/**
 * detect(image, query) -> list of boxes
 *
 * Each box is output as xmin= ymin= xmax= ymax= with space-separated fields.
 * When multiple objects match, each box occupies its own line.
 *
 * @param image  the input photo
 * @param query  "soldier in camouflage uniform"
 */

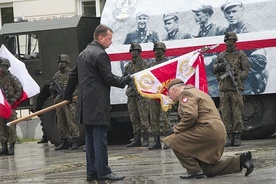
xmin=0 ymin=57 xmax=23 ymax=156
xmin=49 ymin=54 xmax=79 ymax=150
xmin=220 ymin=0 xmax=268 ymax=94
xmin=148 ymin=42 xmax=172 ymax=150
xmin=212 ymin=32 xmax=250 ymax=147
xmin=124 ymin=43 xmax=150 ymax=147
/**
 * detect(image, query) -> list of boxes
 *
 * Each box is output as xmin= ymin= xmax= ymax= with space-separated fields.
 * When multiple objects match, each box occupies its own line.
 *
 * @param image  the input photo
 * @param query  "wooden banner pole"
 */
xmin=6 ymin=96 xmax=77 ymax=126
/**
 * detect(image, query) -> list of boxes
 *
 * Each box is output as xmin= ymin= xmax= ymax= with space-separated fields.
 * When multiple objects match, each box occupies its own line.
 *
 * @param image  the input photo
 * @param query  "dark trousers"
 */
xmin=85 ymin=125 xmax=111 ymax=177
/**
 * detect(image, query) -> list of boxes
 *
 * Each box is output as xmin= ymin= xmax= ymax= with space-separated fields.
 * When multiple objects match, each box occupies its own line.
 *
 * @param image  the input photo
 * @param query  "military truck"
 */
xmin=0 ymin=16 xmax=95 ymax=146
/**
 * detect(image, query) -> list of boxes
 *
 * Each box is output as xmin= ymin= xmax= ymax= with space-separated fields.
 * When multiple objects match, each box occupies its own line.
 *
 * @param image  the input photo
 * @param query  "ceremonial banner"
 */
xmin=133 ymin=50 xmax=208 ymax=111
xmin=0 ymin=44 xmax=40 ymax=111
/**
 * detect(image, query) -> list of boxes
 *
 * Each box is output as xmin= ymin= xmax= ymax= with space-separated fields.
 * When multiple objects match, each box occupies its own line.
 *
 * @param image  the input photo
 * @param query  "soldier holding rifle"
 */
xmin=212 ymin=32 xmax=250 ymax=147
xmin=49 ymin=54 xmax=79 ymax=150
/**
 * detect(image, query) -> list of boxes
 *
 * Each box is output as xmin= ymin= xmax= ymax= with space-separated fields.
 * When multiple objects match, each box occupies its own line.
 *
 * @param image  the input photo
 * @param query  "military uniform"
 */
xmin=212 ymin=32 xmax=250 ymax=146
xmin=149 ymin=59 xmax=171 ymax=136
xmin=223 ymin=21 xmax=268 ymax=94
xmin=196 ymin=23 xmax=223 ymax=38
xmin=124 ymin=29 xmax=159 ymax=44
xmin=148 ymin=42 xmax=172 ymax=150
xmin=163 ymin=79 xmax=254 ymax=179
xmin=49 ymin=54 xmax=79 ymax=150
xmin=124 ymin=43 xmax=150 ymax=147
xmin=0 ymin=58 xmax=23 ymax=156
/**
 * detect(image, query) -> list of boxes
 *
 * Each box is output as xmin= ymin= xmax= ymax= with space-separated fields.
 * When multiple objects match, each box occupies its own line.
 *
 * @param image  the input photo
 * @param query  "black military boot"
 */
xmin=148 ymin=134 xmax=161 ymax=150
xmin=37 ymin=135 xmax=48 ymax=144
xmin=71 ymin=138 xmax=79 ymax=150
xmin=162 ymin=143 xmax=170 ymax=149
xmin=142 ymin=132 xmax=149 ymax=147
xmin=0 ymin=142 xmax=8 ymax=156
xmin=233 ymin=132 xmax=241 ymax=146
xmin=127 ymin=132 xmax=141 ymax=147
xmin=8 ymin=143 xmax=15 ymax=155
xmin=240 ymin=151 xmax=254 ymax=176
xmin=225 ymin=133 xmax=234 ymax=147
xmin=55 ymin=138 xmax=69 ymax=150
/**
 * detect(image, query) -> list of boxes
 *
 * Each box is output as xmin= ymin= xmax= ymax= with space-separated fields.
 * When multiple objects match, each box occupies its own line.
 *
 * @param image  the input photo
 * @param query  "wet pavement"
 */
xmin=1 ymin=134 xmax=276 ymax=184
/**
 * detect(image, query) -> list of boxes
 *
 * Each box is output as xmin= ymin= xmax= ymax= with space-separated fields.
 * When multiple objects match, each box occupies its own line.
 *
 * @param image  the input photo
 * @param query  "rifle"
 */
xmin=50 ymin=79 xmax=64 ymax=102
xmin=219 ymin=58 xmax=239 ymax=91
xmin=50 ymin=79 xmax=75 ymax=110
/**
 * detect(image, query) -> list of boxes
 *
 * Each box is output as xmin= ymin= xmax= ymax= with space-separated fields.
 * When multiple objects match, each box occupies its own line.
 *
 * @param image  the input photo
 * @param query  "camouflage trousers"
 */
xmin=220 ymin=91 xmax=243 ymax=133
xmin=127 ymin=95 xmax=150 ymax=134
xmin=56 ymin=103 xmax=79 ymax=138
xmin=0 ymin=109 xmax=17 ymax=143
xmin=149 ymin=99 xmax=171 ymax=135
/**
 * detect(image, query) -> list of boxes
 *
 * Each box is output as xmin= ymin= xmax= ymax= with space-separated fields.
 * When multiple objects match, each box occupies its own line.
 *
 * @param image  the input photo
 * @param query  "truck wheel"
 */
xmin=40 ymin=97 xmax=85 ymax=146
xmin=242 ymin=94 xmax=276 ymax=139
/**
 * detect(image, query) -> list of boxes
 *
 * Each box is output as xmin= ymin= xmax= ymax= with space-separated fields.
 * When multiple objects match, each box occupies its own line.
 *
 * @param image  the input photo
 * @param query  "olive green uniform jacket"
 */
xmin=163 ymin=84 xmax=226 ymax=164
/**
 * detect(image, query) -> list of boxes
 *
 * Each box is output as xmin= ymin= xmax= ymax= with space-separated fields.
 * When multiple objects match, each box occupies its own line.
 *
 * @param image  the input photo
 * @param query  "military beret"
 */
xmin=163 ymin=12 xmax=179 ymax=21
xmin=221 ymin=0 xmax=243 ymax=12
xmin=167 ymin=78 xmax=184 ymax=90
xmin=192 ymin=4 xmax=213 ymax=16
xmin=136 ymin=11 xmax=149 ymax=18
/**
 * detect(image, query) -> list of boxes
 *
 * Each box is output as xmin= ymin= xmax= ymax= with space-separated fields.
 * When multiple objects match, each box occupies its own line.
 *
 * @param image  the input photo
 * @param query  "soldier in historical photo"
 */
xmin=124 ymin=11 xmax=159 ymax=44
xmin=162 ymin=12 xmax=191 ymax=41
xmin=212 ymin=32 xmax=250 ymax=147
xmin=0 ymin=57 xmax=23 ymax=156
xmin=121 ymin=11 xmax=160 ymax=73
xmin=123 ymin=43 xmax=150 ymax=148
xmin=49 ymin=54 xmax=79 ymax=150
xmin=192 ymin=4 xmax=223 ymax=38
xmin=192 ymin=4 xmax=224 ymax=97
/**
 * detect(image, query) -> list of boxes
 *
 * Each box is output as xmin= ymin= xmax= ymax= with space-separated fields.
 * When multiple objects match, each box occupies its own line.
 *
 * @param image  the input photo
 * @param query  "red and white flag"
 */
xmin=133 ymin=50 xmax=208 ymax=111
xmin=0 ymin=90 xmax=12 ymax=118
xmin=0 ymin=44 xmax=40 ymax=117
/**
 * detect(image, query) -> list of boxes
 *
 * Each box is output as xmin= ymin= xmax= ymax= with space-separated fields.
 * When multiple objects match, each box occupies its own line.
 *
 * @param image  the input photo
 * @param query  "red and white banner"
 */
xmin=0 ymin=90 xmax=12 ymax=118
xmin=133 ymin=50 xmax=207 ymax=111
xmin=0 ymin=44 xmax=40 ymax=117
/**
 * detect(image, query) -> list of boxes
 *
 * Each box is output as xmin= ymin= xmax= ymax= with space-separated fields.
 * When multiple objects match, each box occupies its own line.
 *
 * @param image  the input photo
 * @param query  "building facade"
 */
xmin=0 ymin=0 xmax=105 ymax=27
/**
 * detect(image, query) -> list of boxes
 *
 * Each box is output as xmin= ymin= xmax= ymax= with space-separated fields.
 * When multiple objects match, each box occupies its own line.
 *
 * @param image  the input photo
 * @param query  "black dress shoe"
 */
xmin=98 ymin=172 xmax=125 ymax=181
xmin=240 ymin=151 xmax=254 ymax=176
xmin=180 ymin=171 xmax=204 ymax=179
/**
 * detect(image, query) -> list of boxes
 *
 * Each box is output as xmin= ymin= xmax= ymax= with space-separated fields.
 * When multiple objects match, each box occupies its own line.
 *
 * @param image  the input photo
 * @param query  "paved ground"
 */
xmin=1 ymin=134 xmax=276 ymax=184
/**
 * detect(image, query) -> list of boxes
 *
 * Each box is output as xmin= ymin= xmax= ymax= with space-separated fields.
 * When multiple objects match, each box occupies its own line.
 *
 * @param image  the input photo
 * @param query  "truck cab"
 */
xmin=0 ymin=16 xmax=101 ymax=145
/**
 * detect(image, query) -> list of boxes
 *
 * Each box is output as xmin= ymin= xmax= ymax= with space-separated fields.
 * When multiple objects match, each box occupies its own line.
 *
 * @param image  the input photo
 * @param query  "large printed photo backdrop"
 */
xmin=102 ymin=0 xmax=276 ymax=103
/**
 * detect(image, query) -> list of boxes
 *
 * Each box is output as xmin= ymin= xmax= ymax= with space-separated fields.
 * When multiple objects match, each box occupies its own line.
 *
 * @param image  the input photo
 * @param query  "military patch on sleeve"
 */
xmin=182 ymin=97 xmax=188 ymax=103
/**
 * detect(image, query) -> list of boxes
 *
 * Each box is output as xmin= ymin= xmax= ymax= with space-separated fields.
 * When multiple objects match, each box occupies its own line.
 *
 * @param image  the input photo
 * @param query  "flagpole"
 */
xmin=6 ymin=96 xmax=77 ymax=126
